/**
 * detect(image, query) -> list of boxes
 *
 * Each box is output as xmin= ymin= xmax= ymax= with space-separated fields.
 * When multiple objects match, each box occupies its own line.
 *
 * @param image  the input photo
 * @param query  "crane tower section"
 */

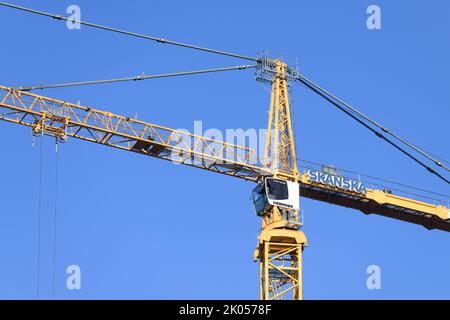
xmin=253 ymin=59 xmax=307 ymax=300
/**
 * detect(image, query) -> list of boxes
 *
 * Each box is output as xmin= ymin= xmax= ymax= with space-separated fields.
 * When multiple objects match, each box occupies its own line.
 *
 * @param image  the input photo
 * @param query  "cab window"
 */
xmin=266 ymin=178 xmax=289 ymax=200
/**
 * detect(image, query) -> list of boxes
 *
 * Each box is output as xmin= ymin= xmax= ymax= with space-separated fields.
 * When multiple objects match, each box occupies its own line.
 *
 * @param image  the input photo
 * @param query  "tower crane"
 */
xmin=0 ymin=2 xmax=449 ymax=300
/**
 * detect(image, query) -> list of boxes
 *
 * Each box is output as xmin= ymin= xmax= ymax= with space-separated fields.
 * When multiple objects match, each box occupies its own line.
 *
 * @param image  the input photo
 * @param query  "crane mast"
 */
xmin=253 ymin=60 xmax=307 ymax=300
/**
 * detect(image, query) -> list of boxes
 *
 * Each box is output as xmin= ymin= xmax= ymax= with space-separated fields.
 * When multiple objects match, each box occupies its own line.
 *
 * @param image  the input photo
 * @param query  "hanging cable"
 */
xmin=36 ymin=135 xmax=43 ymax=300
xmin=296 ymin=77 xmax=450 ymax=185
xmin=297 ymin=74 xmax=450 ymax=173
xmin=405 ymin=144 xmax=450 ymax=167
xmin=0 ymin=2 xmax=258 ymax=62
xmin=16 ymin=65 xmax=258 ymax=91
xmin=51 ymin=138 xmax=59 ymax=299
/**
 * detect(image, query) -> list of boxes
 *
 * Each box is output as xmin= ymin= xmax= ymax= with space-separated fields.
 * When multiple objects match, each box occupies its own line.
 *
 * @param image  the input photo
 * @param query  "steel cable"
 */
xmin=296 ymin=77 xmax=450 ymax=185
xmin=16 ymin=65 xmax=258 ymax=91
xmin=297 ymin=74 xmax=450 ymax=173
xmin=0 ymin=2 xmax=258 ymax=62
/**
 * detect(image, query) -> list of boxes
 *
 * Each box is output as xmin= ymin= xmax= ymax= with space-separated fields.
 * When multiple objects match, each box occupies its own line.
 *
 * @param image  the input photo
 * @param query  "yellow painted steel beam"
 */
xmin=258 ymin=60 xmax=305 ymax=300
xmin=0 ymin=84 xmax=448 ymax=231
xmin=256 ymin=237 xmax=304 ymax=300
xmin=299 ymin=174 xmax=450 ymax=231
xmin=0 ymin=85 xmax=266 ymax=181
xmin=0 ymin=83 xmax=448 ymax=222
xmin=263 ymin=61 xmax=298 ymax=178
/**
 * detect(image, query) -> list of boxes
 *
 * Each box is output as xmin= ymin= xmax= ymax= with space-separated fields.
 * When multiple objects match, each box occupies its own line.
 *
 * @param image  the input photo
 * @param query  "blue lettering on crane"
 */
xmin=306 ymin=170 xmax=367 ymax=194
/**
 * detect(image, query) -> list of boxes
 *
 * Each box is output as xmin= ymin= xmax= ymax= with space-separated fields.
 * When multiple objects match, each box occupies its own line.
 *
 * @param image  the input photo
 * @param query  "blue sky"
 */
xmin=0 ymin=0 xmax=449 ymax=299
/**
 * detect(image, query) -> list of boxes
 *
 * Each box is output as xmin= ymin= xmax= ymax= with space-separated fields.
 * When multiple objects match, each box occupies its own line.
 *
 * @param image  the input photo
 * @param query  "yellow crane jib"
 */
xmin=0 ymin=85 xmax=266 ymax=180
xmin=299 ymin=171 xmax=450 ymax=231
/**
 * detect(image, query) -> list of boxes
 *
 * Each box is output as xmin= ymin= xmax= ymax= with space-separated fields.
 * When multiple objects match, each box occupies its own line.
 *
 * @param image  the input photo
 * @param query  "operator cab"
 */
xmin=252 ymin=177 xmax=300 ymax=217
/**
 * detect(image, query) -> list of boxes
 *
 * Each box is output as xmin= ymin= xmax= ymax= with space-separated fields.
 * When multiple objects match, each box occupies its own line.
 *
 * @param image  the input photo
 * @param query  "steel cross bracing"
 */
xmin=0 ymin=85 xmax=264 ymax=180
xmin=0 ymin=82 xmax=448 ymax=231
xmin=255 ymin=60 xmax=306 ymax=300
xmin=262 ymin=61 xmax=298 ymax=177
